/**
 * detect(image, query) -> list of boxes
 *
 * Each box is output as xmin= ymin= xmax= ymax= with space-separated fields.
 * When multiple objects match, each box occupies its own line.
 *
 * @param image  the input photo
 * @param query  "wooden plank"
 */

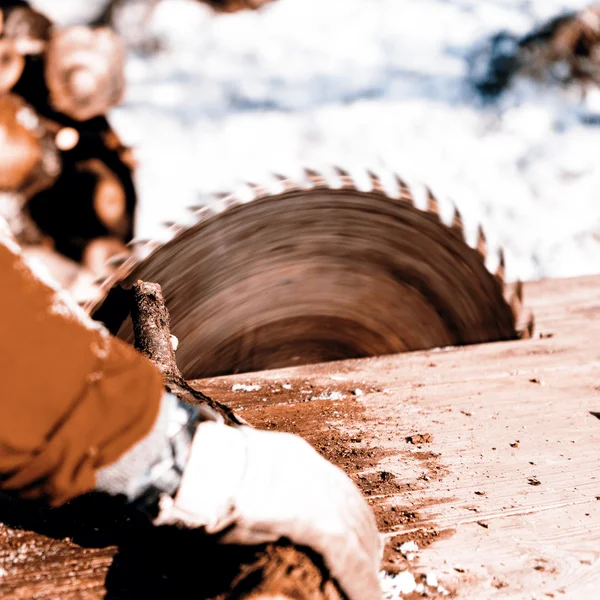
xmin=1 ymin=275 xmax=600 ymax=598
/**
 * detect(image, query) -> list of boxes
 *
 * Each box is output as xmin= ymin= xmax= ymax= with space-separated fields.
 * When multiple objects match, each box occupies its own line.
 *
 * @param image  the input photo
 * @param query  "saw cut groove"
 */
xmin=89 ymin=171 xmax=527 ymax=380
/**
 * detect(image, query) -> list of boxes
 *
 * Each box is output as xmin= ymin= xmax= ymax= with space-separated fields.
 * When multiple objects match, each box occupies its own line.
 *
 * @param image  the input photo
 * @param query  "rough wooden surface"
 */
xmin=199 ymin=275 xmax=600 ymax=598
xmin=1 ymin=275 xmax=600 ymax=598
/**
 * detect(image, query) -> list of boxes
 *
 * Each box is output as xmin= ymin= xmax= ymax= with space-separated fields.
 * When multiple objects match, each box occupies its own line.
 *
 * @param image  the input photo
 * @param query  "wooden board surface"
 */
xmin=2 ymin=275 xmax=600 ymax=598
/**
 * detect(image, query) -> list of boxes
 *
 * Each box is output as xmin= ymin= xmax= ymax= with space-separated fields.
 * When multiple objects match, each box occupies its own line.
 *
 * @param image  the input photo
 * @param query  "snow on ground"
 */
xmin=37 ymin=0 xmax=600 ymax=281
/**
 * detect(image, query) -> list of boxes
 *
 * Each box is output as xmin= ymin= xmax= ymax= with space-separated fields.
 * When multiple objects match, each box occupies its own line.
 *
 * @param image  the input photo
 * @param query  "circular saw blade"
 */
xmin=88 ymin=169 xmax=520 ymax=379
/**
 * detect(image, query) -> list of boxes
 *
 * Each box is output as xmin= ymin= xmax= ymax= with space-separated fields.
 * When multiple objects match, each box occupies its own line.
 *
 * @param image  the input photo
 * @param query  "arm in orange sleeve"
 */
xmin=0 ymin=225 xmax=163 ymax=506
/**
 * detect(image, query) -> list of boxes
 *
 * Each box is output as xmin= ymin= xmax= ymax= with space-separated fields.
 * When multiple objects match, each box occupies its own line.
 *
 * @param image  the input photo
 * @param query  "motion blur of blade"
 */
xmin=88 ymin=170 xmax=527 ymax=380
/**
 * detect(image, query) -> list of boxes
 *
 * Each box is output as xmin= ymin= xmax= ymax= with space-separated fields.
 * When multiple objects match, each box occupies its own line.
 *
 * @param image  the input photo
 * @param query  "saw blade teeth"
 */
xmin=127 ymin=237 xmax=150 ymax=249
xmin=194 ymin=205 xmax=217 ymax=222
xmin=213 ymin=191 xmax=232 ymax=201
xmin=508 ymin=281 xmax=523 ymax=320
xmin=508 ymin=280 xmax=534 ymax=338
xmin=304 ymin=168 xmax=321 ymax=178
xmin=332 ymin=165 xmax=354 ymax=189
xmin=304 ymin=167 xmax=325 ymax=185
xmin=333 ymin=165 xmax=355 ymax=190
xmin=92 ymin=274 xmax=109 ymax=288
xmin=155 ymin=222 xmax=186 ymax=244
xmin=131 ymin=242 xmax=155 ymax=262
xmin=520 ymin=312 xmax=535 ymax=340
xmin=185 ymin=192 xmax=215 ymax=212
xmin=483 ymin=242 xmax=502 ymax=277
xmin=322 ymin=166 xmax=345 ymax=189
xmin=307 ymin=166 xmax=343 ymax=189
xmin=344 ymin=170 xmax=361 ymax=190
xmin=161 ymin=220 xmax=188 ymax=235
xmin=105 ymin=253 xmax=131 ymax=268
xmin=477 ymin=224 xmax=487 ymax=259
xmin=299 ymin=168 xmax=318 ymax=189
xmin=242 ymin=181 xmax=266 ymax=200
xmin=496 ymin=247 xmax=506 ymax=282
xmin=211 ymin=191 xmax=237 ymax=205
xmin=266 ymin=178 xmax=286 ymax=196
xmin=407 ymin=180 xmax=429 ymax=211
xmin=204 ymin=195 xmax=230 ymax=215
xmin=234 ymin=182 xmax=258 ymax=204
xmin=265 ymin=173 xmax=288 ymax=195
xmin=376 ymin=169 xmax=401 ymax=198
xmin=514 ymin=280 xmax=524 ymax=304
xmin=367 ymin=170 xmax=382 ymax=193
xmin=246 ymin=181 xmax=264 ymax=194
xmin=394 ymin=174 xmax=411 ymax=201
xmin=334 ymin=166 xmax=351 ymax=178
xmin=346 ymin=168 xmax=374 ymax=192
xmin=127 ymin=237 xmax=159 ymax=258
xmin=425 ymin=186 xmax=440 ymax=218
xmin=451 ymin=206 xmax=465 ymax=238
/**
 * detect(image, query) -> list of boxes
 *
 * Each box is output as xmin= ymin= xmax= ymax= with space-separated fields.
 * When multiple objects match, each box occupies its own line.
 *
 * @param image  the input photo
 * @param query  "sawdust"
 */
xmin=204 ymin=374 xmax=452 ymax=579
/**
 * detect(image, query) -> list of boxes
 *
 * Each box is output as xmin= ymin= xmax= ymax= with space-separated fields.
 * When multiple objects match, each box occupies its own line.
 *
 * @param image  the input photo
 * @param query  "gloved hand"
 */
xmin=153 ymin=421 xmax=383 ymax=600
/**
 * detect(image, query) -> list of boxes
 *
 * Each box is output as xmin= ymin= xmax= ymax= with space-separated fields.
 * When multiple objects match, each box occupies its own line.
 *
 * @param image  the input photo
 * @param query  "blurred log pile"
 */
xmin=471 ymin=4 xmax=600 ymax=96
xmin=0 ymin=0 xmax=135 ymax=303
xmin=520 ymin=4 xmax=600 ymax=86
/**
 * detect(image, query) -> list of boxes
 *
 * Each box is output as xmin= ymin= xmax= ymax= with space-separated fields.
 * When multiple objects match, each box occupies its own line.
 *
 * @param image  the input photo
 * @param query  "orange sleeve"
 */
xmin=0 ymin=230 xmax=163 ymax=506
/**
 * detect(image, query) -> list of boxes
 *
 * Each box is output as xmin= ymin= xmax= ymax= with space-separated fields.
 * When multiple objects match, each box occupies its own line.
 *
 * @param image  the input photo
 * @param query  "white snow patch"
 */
xmin=32 ymin=0 xmax=600 ymax=282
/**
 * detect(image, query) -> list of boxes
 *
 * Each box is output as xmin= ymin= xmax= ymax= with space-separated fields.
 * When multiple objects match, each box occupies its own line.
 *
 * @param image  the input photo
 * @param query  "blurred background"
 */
xmin=27 ymin=0 xmax=600 ymax=281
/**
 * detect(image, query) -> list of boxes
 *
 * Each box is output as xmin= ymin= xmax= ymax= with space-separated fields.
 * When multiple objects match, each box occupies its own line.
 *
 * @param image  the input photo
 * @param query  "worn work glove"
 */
xmin=153 ymin=420 xmax=383 ymax=600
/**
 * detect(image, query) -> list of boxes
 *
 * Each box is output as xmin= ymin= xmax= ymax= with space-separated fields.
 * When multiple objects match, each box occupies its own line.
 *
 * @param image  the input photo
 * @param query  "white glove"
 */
xmin=154 ymin=421 xmax=383 ymax=600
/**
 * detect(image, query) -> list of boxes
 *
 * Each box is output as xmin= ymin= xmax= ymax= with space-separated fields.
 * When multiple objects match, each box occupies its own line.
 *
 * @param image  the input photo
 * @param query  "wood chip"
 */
xmin=406 ymin=433 xmax=433 ymax=444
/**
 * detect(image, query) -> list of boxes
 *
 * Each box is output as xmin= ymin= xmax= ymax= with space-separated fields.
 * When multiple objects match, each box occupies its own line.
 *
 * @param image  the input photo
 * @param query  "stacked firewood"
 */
xmin=471 ymin=4 xmax=600 ymax=96
xmin=0 ymin=0 xmax=135 ymax=302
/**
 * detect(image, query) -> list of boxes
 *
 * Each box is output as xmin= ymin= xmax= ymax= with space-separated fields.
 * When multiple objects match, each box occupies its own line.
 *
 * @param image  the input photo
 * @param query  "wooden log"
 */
xmin=44 ymin=25 xmax=125 ymax=122
xmin=0 ymin=37 xmax=25 ymax=93
xmin=0 ymin=94 xmax=61 ymax=196
xmin=131 ymin=281 xmax=249 ymax=426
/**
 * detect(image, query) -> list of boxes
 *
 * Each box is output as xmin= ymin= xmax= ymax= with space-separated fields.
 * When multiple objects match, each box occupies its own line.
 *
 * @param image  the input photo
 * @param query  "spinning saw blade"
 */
xmin=87 ymin=169 xmax=530 ymax=379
